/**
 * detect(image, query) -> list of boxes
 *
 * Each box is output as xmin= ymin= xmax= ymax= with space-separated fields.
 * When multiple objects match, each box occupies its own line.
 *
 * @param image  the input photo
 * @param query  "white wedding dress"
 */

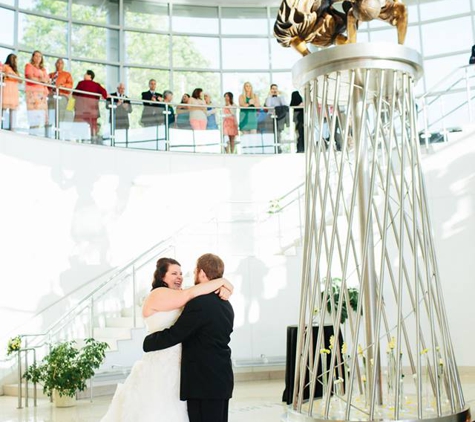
xmin=100 ymin=309 xmax=189 ymax=422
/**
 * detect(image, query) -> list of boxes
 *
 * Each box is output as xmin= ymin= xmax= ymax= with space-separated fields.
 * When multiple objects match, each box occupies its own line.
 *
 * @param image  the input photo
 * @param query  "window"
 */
xmin=172 ymin=36 xmax=220 ymax=69
xmin=421 ymin=17 xmax=472 ymax=56
xmin=0 ymin=7 xmax=14 ymax=46
xmin=172 ymin=5 xmax=218 ymax=35
xmin=72 ymin=0 xmax=119 ymax=26
xmin=72 ymin=24 xmax=119 ymax=63
xmin=221 ymin=7 xmax=269 ymax=36
xmin=125 ymin=32 xmax=169 ymax=67
xmin=125 ymin=1 xmax=169 ymax=31
xmin=271 ymin=40 xmax=298 ymax=71
xmin=173 ymin=71 xmax=221 ymax=102
xmin=19 ymin=0 xmax=67 ymax=17
xmin=222 ymin=38 xmax=269 ymax=70
xmin=126 ymin=67 xmax=169 ymax=100
xmin=419 ymin=0 xmax=470 ymax=21
xmin=19 ymin=14 xmax=67 ymax=56
xmin=222 ymin=72 xmax=271 ymax=103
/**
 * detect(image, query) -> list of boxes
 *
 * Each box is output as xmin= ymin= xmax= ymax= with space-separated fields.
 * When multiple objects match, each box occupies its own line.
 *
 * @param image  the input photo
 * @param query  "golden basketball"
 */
xmin=352 ymin=0 xmax=382 ymax=21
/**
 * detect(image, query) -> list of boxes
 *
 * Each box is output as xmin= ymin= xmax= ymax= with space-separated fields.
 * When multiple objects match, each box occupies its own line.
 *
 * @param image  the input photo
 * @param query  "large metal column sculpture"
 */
xmin=288 ymin=43 xmax=470 ymax=422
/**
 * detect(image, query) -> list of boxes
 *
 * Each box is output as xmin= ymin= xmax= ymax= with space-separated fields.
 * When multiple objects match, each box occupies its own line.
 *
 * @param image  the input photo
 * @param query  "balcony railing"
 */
xmin=0 ymin=71 xmax=304 ymax=154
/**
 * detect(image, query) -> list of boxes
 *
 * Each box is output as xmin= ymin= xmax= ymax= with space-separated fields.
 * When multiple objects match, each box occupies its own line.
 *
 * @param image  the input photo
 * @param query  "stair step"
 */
xmin=94 ymin=337 xmax=118 ymax=352
xmin=121 ymin=306 xmax=143 ymax=318
xmin=3 ymin=383 xmax=48 ymax=399
xmin=93 ymin=327 xmax=131 ymax=340
xmin=105 ymin=316 xmax=144 ymax=328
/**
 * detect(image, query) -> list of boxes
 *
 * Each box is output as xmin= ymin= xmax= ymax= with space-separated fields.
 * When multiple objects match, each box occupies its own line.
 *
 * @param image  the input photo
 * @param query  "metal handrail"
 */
xmin=417 ymin=65 xmax=475 ymax=134
xmin=418 ymin=64 xmax=473 ymax=101
xmin=0 ymin=70 xmax=291 ymax=113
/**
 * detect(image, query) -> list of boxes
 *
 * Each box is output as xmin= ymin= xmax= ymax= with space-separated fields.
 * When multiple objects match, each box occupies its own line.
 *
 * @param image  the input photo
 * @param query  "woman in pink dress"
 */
xmin=223 ymin=92 xmax=238 ymax=154
xmin=2 ymin=53 xmax=20 ymax=130
xmin=24 ymin=50 xmax=49 ymax=134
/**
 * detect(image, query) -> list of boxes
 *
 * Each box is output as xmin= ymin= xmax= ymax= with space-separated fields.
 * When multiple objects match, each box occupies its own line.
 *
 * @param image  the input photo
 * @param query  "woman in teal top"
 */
xmin=239 ymin=82 xmax=260 ymax=133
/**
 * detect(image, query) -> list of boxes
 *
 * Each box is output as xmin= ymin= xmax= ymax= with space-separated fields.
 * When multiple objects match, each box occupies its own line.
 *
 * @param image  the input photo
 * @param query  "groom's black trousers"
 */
xmin=187 ymin=399 xmax=229 ymax=422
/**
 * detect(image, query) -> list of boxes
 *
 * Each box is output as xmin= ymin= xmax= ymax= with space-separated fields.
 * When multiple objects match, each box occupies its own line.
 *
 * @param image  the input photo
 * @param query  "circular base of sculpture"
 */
xmin=285 ymin=398 xmax=470 ymax=422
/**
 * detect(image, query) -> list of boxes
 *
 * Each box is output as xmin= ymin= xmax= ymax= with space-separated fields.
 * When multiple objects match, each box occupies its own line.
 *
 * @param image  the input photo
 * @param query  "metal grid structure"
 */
xmin=287 ymin=43 xmax=470 ymax=422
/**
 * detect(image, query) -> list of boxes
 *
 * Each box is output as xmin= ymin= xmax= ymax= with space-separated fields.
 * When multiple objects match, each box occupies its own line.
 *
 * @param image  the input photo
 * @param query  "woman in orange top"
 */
xmin=24 ymin=50 xmax=49 ymax=133
xmin=2 ymin=53 xmax=20 ymax=130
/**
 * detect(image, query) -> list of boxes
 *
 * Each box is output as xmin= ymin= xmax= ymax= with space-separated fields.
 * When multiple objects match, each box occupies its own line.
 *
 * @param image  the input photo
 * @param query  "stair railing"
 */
xmin=418 ymin=64 xmax=475 ymax=137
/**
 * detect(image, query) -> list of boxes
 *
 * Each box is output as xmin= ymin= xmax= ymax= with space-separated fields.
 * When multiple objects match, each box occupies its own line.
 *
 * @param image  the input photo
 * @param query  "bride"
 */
xmin=100 ymin=257 xmax=233 ymax=422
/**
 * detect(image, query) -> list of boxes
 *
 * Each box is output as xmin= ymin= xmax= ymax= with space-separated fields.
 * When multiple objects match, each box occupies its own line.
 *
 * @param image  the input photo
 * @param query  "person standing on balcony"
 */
xmin=223 ymin=92 xmax=238 ymax=154
xmin=204 ymin=93 xmax=218 ymax=130
xmin=469 ymin=44 xmax=475 ymax=65
xmin=47 ymin=58 xmax=73 ymax=132
xmin=140 ymin=79 xmax=163 ymax=127
xmin=264 ymin=84 xmax=288 ymax=153
xmin=73 ymin=69 xmax=108 ymax=142
xmin=1 ymin=53 xmax=20 ymax=131
xmin=160 ymin=90 xmax=175 ymax=142
xmin=107 ymin=83 xmax=132 ymax=145
xmin=176 ymin=93 xmax=191 ymax=129
xmin=239 ymin=81 xmax=259 ymax=134
xmin=290 ymin=90 xmax=304 ymax=153
xmin=189 ymin=88 xmax=207 ymax=130
xmin=24 ymin=50 xmax=49 ymax=135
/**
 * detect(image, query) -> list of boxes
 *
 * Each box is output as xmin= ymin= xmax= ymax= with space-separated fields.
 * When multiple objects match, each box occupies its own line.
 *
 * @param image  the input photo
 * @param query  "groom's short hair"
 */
xmin=196 ymin=253 xmax=224 ymax=280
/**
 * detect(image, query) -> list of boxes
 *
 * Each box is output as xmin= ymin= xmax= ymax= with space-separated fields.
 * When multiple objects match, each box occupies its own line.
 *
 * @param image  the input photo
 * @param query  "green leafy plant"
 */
xmin=23 ymin=338 xmax=108 ymax=398
xmin=320 ymin=278 xmax=359 ymax=324
xmin=6 ymin=336 xmax=22 ymax=355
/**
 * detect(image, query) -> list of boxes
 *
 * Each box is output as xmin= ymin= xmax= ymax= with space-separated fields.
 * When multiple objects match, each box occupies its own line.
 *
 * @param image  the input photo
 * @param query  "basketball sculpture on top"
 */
xmin=274 ymin=0 xmax=408 ymax=55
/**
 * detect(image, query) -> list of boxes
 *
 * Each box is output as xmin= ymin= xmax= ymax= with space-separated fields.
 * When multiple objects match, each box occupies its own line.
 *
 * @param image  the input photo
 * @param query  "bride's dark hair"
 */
xmin=151 ymin=257 xmax=181 ymax=290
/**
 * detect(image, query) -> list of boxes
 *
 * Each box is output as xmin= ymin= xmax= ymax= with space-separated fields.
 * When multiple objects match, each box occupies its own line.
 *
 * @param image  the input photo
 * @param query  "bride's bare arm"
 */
xmin=142 ymin=278 xmax=232 ymax=317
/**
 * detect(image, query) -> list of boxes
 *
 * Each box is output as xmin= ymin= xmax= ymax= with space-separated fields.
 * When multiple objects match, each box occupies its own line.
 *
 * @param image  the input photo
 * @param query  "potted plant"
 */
xmin=315 ymin=277 xmax=360 ymax=325
xmin=23 ymin=338 xmax=108 ymax=407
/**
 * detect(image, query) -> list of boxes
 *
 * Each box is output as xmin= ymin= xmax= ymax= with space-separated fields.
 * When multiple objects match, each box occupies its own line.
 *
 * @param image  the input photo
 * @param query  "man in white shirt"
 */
xmin=264 ymin=84 xmax=289 ymax=153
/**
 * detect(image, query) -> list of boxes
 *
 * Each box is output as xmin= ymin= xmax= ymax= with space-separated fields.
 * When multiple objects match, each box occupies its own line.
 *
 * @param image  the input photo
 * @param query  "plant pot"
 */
xmin=53 ymin=390 xmax=76 ymax=408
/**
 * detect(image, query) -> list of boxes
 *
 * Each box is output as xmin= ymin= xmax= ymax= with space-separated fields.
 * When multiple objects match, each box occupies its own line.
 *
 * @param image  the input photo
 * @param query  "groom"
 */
xmin=143 ymin=253 xmax=234 ymax=422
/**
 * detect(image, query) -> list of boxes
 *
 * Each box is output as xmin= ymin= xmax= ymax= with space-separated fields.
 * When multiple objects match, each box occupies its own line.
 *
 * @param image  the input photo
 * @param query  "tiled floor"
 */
xmin=0 ymin=379 xmax=286 ymax=422
xmin=1 ymin=373 xmax=475 ymax=422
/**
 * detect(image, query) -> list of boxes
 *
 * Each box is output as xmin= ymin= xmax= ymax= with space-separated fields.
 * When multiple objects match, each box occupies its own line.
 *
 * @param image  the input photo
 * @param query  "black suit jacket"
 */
xmin=107 ymin=93 xmax=132 ymax=130
xmin=143 ymin=293 xmax=234 ymax=401
xmin=141 ymin=90 xmax=163 ymax=127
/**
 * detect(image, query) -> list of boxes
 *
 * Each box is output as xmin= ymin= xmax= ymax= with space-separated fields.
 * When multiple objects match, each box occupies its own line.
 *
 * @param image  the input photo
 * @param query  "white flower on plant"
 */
xmin=341 ymin=342 xmax=348 ymax=355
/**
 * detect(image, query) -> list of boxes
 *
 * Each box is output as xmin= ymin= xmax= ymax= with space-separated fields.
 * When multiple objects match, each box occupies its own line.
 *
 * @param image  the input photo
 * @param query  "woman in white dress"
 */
xmin=101 ymin=257 xmax=233 ymax=422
